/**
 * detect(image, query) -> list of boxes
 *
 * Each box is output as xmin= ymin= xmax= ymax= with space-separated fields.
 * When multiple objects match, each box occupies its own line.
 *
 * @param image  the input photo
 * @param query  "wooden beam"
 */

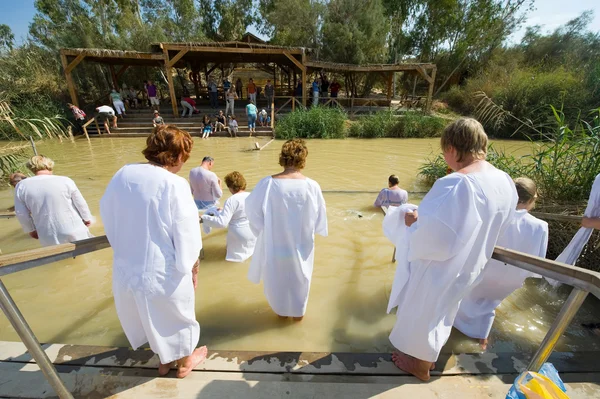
xmin=60 ymin=52 xmax=79 ymax=107
xmin=163 ymin=49 xmax=179 ymax=117
xmin=206 ymin=63 xmax=222 ymax=77
xmin=116 ymin=65 xmax=129 ymax=78
xmin=301 ymin=51 xmax=307 ymax=107
xmin=61 ymin=48 xmax=164 ymax=60
xmin=304 ymin=60 xmax=436 ymax=73
xmin=283 ymin=51 xmax=306 ymax=72
xmin=415 ymin=66 xmax=433 ymax=83
xmin=159 ymin=44 xmax=303 ymax=55
xmin=109 ymin=65 xmax=119 ymax=89
xmin=425 ymin=67 xmax=436 ymax=113
xmin=167 ymin=49 xmax=189 ymax=68
xmin=65 ymin=53 xmax=86 ymax=74
xmin=386 ymin=73 xmax=393 ymax=101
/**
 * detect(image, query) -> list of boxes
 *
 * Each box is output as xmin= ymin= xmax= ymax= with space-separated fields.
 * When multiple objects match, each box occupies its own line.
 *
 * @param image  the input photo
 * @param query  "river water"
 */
xmin=1 ymin=137 xmax=599 ymax=354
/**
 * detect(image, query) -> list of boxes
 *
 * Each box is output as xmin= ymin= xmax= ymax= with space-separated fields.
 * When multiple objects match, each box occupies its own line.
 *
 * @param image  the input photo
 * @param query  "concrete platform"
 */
xmin=1 ymin=341 xmax=600 ymax=398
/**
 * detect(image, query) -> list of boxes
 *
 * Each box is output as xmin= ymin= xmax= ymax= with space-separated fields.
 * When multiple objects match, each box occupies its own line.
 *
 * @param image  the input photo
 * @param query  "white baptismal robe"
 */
xmin=454 ymin=210 xmax=548 ymax=339
xmin=14 ymin=175 xmax=93 ymax=247
xmin=388 ymin=170 xmax=517 ymax=362
xmin=100 ymin=164 xmax=202 ymax=364
xmin=245 ymin=177 xmax=328 ymax=317
xmin=201 ymin=191 xmax=257 ymax=262
xmin=382 ymin=203 xmax=418 ymax=314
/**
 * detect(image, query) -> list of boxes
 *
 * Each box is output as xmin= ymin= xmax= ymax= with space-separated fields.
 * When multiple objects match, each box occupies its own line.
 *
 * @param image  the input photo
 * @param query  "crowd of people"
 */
xmin=9 ymin=117 xmax=600 ymax=382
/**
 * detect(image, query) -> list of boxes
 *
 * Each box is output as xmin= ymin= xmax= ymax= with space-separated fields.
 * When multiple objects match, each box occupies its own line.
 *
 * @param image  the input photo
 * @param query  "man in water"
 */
xmin=189 ymin=156 xmax=223 ymax=210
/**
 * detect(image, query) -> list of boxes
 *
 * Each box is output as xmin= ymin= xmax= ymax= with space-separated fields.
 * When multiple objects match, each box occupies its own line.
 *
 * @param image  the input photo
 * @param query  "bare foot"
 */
xmin=158 ymin=361 xmax=175 ymax=376
xmin=176 ymin=346 xmax=208 ymax=379
xmin=293 ymin=316 xmax=304 ymax=322
xmin=479 ymin=338 xmax=488 ymax=351
xmin=391 ymin=351 xmax=431 ymax=382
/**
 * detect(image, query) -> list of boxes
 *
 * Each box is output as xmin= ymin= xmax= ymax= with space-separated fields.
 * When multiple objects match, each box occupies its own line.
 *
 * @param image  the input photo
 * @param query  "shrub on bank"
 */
xmin=348 ymin=111 xmax=448 ymax=138
xmin=275 ymin=107 xmax=347 ymax=139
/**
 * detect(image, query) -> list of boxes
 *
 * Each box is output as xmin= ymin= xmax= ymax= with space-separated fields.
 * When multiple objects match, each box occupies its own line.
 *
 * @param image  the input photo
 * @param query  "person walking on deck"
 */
xmin=264 ymin=79 xmax=274 ymax=110
xmin=14 ymin=155 xmax=93 ymax=247
xmin=235 ymin=78 xmax=243 ymax=99
xmin=225 ymin=87 xmax=237 ymax=116
xmin=147 ymin=80 xmax=160 ymax=111
xmin=189 ymin=156 xmax=223 ymax=210
xmin=100 ymin=125 xmax=207 ymax=379
xmin=312 ymin=78 xmax=320 ymax=107
xmin=386 ymin=118 xmax=517 ymax=381
xmin=110 ymin=89 xmax=126 ymax=118
xmin=247 ymin=78 xmax=257 ymax=104
xmin=208 ymin=79 xmax=218 ymax=109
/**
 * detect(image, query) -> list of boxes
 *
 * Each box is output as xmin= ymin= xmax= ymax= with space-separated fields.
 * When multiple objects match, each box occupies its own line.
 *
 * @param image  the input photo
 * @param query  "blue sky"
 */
xmin=1 ymin=0 xmax=598 ymax=45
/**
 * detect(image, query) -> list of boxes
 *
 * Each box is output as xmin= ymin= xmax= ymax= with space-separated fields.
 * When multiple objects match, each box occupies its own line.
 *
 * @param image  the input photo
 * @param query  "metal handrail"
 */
xmin=1 ymin=225 xmax=600 ymax=396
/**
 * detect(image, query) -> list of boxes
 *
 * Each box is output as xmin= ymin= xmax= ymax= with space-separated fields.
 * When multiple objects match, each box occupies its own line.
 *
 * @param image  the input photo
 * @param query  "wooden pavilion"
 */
xmin=60 ymin=41 xmax=436 ymax=115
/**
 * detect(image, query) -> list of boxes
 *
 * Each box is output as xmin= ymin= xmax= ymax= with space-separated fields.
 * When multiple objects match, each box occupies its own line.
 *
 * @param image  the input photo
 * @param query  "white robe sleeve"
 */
xmin=202 ymin=197 xmax=235 ymax=228
xmin=408 ymin=175 xmax=482 ymax=262
xmin=14 ymin=189 xmax=35 ymax=233
xmin=171 ymin=179 xmax=202 ymax=274
xmin=212 ymin=176 xmax=223 ymax=199
xmin=68 ymin=178 xmax=93 ymax=222
xmin=539 ymin=222 xmax=549 ymax=258
xmin=245 ymin=177 xmax=271 ymax=237
xmin=314 ymin=183 xmax=328 ymax=237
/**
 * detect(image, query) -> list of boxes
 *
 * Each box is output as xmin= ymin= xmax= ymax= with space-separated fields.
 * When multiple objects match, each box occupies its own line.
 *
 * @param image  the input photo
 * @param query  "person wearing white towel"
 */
xmin=201 ymin=171 xmax=257 ymax=262
xmin=387 ymin=118 xmax=517 ymax=381
xmin=454 ymin=177 xmax=548 ymax=349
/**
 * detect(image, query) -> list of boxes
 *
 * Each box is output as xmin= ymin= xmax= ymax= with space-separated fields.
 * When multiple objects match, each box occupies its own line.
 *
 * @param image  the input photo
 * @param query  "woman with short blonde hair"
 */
xmin=14 ymin=155 xmax=93 ymax=246
xmin=245 ymin=139 xmax=328 ymax=321
xmin=101 ymin=125 xmax=206 ymax=379
xmin=202 ymin=171 xmax=257 ymax=262
xmin=387 ymin=118 xmax=517 ymax=381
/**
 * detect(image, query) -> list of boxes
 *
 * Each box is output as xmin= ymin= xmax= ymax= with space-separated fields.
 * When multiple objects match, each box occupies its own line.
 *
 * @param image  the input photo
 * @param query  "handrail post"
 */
xmin=0 ymin=280 xmax=73 ymax=398
xmin=527 ymin=287 xmax=588 ymax=372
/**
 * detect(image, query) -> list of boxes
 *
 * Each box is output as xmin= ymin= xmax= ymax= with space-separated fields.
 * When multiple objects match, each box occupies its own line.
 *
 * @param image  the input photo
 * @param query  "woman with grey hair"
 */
xmin=14 ymin=155 xmax=93 ymax=246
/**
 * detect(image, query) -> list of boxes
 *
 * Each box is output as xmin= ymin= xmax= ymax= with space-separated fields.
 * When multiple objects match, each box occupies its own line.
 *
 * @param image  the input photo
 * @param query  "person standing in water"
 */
xmin=245 ymin=139 xmax=328 ymax=321
xmin=189 ymin=156 xmax=223 ymax=210
xmin=374 ymin=175 xmax=408 ymax=207
xmin=386 ymin=118 xmax=517 ymax=381
xmin=14 ymin=155 xmax=93 ymax=247
xmin=453 ymin=177 xmax=548 ymax=350
xmin=100 ymin=125 xmax=206 ymax=379
xmin=201 ymin=171 xmax=257 ymax=262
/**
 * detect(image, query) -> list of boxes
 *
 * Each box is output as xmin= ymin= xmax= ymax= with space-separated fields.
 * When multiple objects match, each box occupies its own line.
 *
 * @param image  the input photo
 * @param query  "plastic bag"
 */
xmin=506 ymin=363 xmax=569 ymax=399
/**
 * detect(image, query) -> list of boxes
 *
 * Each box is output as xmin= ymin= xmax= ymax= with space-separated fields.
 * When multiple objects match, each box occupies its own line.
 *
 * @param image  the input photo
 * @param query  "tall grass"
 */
xmin=348 ymin=111 xmax=448 ymax=138
xmin=0 ymin=100 xmax=70 ymax=141
xmin=275 ymin=107 xmax=347 ymax=139
xmin=418 ymin=107 xmax=600 ymax=202
xmin=0 ymin=144 xmax=29 ymax=184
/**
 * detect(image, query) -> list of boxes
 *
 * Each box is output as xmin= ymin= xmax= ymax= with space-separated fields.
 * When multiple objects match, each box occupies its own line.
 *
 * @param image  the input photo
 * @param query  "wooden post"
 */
xmin=387 ymin=73 xmax=393 ymax=110
xmin=301 ymin=51 xmax=307 ymax=107
xmin=60 ymin=52 xmax=80 ymax=107
xmin=412 ymin=74 xmax=417 ymax=96
xmin=109 ymin=65 xmax=119 ymax=90
xmin=426 ymin=67 xmax=437 ymax=113
xmin=163 ymin=48 xmax=179 ymax=117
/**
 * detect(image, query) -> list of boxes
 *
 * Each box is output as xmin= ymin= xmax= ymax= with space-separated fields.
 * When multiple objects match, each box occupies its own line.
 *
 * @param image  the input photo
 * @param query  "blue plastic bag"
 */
xmin=506 ymin=363 xmax=568 ymax=399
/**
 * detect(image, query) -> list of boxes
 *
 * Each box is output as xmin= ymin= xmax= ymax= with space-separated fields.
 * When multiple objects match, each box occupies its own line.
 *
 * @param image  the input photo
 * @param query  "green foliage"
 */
xmin=258 ymin=0 xmax=324 ymax=48
xmin=419 ymin=107 xmax=600 ymax=202
xmin=417 ymin=154 xmax=448 ymax=185
xmin=0 ymin=24 xmax=14 ymax=51
xmin=348 ymin=111 xmax=448 ymax=138
xmin=321 ymin=0 xmax=389 ymax=65
xmin=0 ymin=100 xmax=68 ymax=141
xmin=0 ymin=144 xmax=29 ymax=183
xmin=275 ymin=107 xmax=347 ymax=139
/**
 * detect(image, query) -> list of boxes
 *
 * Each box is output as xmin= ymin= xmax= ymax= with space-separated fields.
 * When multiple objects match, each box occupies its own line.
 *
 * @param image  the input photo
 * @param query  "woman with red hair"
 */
xmin=100 ymin=125 xmax=206 ymax=379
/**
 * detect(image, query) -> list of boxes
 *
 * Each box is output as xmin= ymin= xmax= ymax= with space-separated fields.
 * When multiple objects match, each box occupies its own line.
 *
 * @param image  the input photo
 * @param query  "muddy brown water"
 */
xmin=1 ymin=137 xmax=599 ymax=355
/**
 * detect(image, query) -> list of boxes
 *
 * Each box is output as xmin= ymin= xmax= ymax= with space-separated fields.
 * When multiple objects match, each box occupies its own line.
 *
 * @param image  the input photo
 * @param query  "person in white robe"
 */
xmin=14 ymin=155 xmax=93 ymax=247
xmin=201 ymin=171 xmax=257 ymax=262
xmin=454 ymin=177 xmax=548 ymax=349
xmin=245 ymin=139 xmax=328 ymax=320
xmin=387 ymin=118 xmax=517 ymax=381
xmin=100 ymin=125 xmax=206 ymax=379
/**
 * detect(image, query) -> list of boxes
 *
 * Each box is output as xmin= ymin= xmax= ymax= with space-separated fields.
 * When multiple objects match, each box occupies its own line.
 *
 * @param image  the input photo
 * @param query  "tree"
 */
xmin=0 ymin=25 xmax=15 ymax=51
xmin=201 ymin=0 xmax=256 ymax=41
xmin=258 ymin=0 xmax=325 ymax=48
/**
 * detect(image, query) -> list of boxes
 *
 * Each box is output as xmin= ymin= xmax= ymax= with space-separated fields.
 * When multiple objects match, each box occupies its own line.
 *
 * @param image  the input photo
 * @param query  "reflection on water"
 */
xmin=1 ymin=137 xmax=599 ymax=354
